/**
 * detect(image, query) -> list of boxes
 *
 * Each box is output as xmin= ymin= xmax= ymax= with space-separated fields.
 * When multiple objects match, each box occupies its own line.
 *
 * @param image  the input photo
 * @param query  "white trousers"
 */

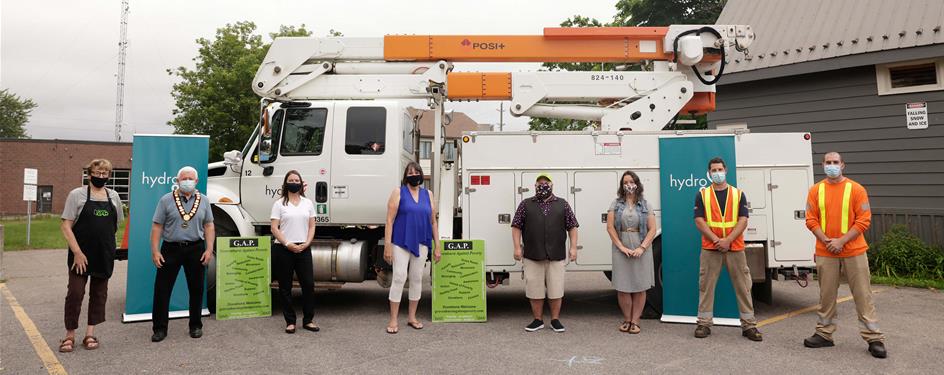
xmin=388 ymin=244 xmax=428 ymax=303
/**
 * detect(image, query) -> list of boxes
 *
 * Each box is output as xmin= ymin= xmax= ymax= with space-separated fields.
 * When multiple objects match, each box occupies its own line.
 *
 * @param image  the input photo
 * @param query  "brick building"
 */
xmin=0 ymin=139 xmax=132 ymax=216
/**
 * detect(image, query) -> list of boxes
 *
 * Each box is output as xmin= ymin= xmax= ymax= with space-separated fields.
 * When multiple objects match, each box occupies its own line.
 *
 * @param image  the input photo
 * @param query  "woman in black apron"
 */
xmin=59 ymin=160 xmax=120 ymax=352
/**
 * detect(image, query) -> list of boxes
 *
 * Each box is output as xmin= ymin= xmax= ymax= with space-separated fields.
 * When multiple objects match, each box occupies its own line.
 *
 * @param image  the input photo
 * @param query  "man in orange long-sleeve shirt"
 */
xmin=803 ymin=152 xmax=886 ymax=359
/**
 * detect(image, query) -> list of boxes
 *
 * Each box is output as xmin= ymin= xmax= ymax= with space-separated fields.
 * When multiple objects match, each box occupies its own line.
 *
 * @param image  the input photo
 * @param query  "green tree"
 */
xmin=615 ymin=0 xmax=726 ymax=26
xmin=529 ymin=0 xmax=726 ymax=131
xmin=0 ymin=89 xmax=37 ymax=138
xmin=168 ymin=22 xmax=322 ymax=160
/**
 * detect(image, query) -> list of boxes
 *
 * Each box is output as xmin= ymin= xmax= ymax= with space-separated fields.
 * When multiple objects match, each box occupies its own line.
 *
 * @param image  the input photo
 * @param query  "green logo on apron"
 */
xmin=94 ymin=209 xmax=110 ymax=217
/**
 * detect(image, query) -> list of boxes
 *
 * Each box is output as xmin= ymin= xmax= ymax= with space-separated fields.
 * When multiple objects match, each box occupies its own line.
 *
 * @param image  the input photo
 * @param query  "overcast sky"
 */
xmin=1 ymin=0 xmax=619 ymax=144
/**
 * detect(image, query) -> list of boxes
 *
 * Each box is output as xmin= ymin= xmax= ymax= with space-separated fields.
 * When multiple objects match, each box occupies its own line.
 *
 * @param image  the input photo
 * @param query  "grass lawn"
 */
xmin=871 ymin=275 xmax=944 ymax=291
xmin=1 ymin=215 xmax=127 ymax=251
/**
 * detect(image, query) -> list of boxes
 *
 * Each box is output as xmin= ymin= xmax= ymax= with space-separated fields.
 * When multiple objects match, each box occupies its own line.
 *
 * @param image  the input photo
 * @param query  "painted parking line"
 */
xmin=0 ymin=283 xmax=68 ymax=375
xmin=757 ymin=288 xmax=887 ymax=328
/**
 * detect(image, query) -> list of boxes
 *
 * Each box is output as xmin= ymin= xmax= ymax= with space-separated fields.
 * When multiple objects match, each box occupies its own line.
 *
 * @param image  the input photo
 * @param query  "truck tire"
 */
xmin=207 ymin=206 xmax=240 ymax=314
xmin=642 ymin=237 xmax=663 ymax=319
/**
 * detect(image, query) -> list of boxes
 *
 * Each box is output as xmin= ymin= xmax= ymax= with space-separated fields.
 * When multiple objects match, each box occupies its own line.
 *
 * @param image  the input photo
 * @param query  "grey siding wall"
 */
xmin=710 ymin=65 xmax=944 ymax=248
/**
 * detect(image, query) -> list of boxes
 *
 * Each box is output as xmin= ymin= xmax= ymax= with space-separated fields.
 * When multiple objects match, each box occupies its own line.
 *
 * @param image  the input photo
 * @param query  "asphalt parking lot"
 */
xmin=2 ymin=249 xmax=943 ymax=374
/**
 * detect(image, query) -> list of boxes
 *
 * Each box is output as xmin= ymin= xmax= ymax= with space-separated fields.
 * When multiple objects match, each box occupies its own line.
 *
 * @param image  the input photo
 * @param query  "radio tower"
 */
xmin=114 ymin=0 xmax=129 ymax=142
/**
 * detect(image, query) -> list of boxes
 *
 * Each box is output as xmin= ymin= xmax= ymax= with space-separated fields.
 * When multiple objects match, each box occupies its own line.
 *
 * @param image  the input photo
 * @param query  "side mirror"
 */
xmin=259 ymin=137 xmax=273 ymax=163
xmin=223 ymin=150 xmax=242 ymax=166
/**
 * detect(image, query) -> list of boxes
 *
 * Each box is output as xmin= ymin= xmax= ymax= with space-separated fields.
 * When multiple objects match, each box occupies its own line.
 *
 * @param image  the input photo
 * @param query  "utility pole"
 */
xmin=114 ymin=0 xmax=130 ymax=142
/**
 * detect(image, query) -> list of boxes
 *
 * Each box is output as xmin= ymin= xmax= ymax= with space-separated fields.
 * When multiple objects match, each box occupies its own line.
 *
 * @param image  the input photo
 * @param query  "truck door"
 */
xmin=329 ymin=104 xmax=399 ymax=225
xmin=240 ymin=105 xmax=333 ymax=224
xmin=770 ymin=169 xmax=814 ymax=262
xmin=467 ymin=171 xmax=516 ymax=267
xmin=573 ymin=171 xmax=619 ymax=266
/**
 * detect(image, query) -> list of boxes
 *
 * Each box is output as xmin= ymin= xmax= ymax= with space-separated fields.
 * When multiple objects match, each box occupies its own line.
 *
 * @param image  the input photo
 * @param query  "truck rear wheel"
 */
xmin=642 ymin=237 xmax=663 ymax=319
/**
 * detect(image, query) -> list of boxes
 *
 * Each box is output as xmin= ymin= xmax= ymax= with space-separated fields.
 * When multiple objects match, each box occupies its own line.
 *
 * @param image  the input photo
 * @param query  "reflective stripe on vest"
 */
xmin=701 ymin=186 xmax=740 ymax=237
xmin=818 ymin=181 xmax=853 ymax=234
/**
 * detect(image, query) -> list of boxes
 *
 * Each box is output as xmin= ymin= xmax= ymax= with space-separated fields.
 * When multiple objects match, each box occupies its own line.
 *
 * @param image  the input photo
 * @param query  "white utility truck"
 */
xmin=205 ymin=25 xmax=815 ymax=314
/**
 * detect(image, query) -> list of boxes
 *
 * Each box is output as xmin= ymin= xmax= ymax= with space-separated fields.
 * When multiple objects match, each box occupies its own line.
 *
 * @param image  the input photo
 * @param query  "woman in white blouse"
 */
xmin=270 ymin=170 xmax=318 ymax=334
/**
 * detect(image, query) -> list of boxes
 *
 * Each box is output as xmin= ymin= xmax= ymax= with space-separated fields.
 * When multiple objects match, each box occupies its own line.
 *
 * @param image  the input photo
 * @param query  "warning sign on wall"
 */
xmin=906 ymin=102 xmax=929 ymax=130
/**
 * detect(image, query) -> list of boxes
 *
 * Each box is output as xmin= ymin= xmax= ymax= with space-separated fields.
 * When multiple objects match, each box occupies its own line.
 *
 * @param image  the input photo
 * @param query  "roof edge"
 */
xmin=720 ymin=44 xmax=944 ymax=85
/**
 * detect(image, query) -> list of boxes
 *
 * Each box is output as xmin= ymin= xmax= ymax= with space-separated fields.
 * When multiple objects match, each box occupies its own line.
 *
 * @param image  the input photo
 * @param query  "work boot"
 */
xmin=868 ymin=341 xmax=887 ymax=359
xmin=803 ymin=334 xmax=835 ymax=348
xmin=694 ymin=325 xmax=711 ymax=338
xmin=742 ymin=327 xmax=763 ymax=341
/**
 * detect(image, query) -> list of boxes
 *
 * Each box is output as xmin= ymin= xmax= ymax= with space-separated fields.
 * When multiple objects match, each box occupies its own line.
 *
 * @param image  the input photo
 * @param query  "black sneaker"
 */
xmin=694 ymin=325 xmax=711 ymax=338
xmin=803 ymin=334 xmax=835 ymax=348
xmin=868 ymin=341 xmax=887 ymax=359
xmin=550 ymin=319 xmax=565 ymax=332
xmin=189 ymin=327 xmax=203 ymax=338
xmin=525 ymin=319 xmax=544 ymax=332
xmin=151 ymin=331 xmax=166 ymax=342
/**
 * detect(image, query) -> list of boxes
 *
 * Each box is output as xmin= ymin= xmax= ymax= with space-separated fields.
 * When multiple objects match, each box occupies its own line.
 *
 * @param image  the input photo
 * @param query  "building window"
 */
xmin=418 ymin=140 xmax=455 ymax=161
xmin=345 ymin=107 xmax=386 ymax=155
xmin=419 ymin=140 xmax=432 ymax=160
xmin=82 ymin=168 xmax=131 ymax=203
xmin=876 ymin=58 xmax=944 ymax=95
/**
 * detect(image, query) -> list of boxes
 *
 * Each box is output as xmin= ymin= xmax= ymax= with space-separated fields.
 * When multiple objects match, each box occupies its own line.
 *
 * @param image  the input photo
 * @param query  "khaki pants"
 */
xmin=815 ymin=253 xmax=884 ymax=342
xmin=697 ymin=249 xmax=756 ymax=329
xmin=523 ymin=258 xmax=566 ymax=300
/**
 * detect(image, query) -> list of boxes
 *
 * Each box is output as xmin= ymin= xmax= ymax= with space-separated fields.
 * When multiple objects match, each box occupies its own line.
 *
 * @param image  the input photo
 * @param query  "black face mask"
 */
xmin=90 ymin=176 xmax=108 ymax=188
xmin=285 ymin=183 xmax=302 ymax=193
xmin=406 ymin=175 xmax=423 ymax=187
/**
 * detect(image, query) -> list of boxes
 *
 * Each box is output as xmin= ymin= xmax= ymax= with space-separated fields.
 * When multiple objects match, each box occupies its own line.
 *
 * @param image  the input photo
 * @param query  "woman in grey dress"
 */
xmin=606 ymin=171 xmax=657 ymax=334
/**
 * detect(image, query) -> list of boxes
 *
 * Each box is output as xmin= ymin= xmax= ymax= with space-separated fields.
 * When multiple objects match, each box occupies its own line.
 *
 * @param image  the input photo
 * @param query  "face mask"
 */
xmin=178 ymin=180 xmax=197 ymax=193
xmin=285 ymin=183 xmax=302 ymax=193
xmin=623 ymin=183 xmax=637 ymax=194
xmin=535 ymin=183 xmax=552 ymax=199
xmin=406 ymin=175 xmax=423 ymax=187
xmin=710 ymin=171 xmax=726 ymax=185
xmin=824 ymin=164 xmax=842 ymax=178
xmin=90 ymin=176 xmax=108 ymax=188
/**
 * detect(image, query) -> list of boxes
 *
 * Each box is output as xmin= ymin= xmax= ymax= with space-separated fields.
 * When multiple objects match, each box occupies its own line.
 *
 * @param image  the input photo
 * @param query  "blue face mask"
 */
xmin=709 ymin=171 xmax=726 ymax=184
xmin=178 ymin=179 xmax=197 ymax=193
xmin=824 ymin=164 xmax=842 ymax=178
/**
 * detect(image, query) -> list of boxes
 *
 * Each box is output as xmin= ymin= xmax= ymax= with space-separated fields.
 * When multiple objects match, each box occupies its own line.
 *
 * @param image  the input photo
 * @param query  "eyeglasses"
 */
xmin=90 ymin=171 xmax=110 ymax=178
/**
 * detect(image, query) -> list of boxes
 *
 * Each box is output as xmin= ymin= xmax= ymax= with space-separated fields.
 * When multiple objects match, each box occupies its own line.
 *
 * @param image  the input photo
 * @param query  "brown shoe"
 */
xmin=694 ymin=325 xmax=711 ymax=338
xmin=742 ymin=328 xmax=763 ymax=342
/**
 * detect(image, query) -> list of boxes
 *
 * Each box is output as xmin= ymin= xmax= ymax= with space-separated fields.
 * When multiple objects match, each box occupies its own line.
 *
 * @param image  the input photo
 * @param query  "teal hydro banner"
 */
xmin=124 ymin=135 xmax=209 ymax=322
xmin=659 ymin=136 xmax=739 ymax=325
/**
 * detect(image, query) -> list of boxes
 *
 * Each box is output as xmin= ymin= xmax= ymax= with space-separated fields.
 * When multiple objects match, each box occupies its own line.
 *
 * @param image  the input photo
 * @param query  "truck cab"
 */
xmin=208 ymin=100 xmax=418 ymax=231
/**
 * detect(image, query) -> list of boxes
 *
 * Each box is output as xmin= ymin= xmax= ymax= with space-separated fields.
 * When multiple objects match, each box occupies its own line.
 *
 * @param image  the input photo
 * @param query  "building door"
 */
xmin=37 ymin=185 xmax=53 ymax=213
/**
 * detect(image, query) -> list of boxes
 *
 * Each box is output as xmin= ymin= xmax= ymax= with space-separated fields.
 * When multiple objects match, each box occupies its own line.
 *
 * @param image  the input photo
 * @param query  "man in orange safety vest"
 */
xmin=693 ymin=157 xmax=762 ymax=342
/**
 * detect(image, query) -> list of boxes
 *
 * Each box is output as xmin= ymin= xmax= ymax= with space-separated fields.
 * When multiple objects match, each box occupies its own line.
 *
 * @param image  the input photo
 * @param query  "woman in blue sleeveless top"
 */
xmin=384 ymin=162 xmax=441 ymax=334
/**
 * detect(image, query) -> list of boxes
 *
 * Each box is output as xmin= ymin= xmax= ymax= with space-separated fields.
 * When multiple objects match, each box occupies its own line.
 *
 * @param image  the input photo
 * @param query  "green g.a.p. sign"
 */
xmin=432 ymin=240 xmax=486 ymax=322
xmin=216 ymin=237 xmax=271 ymax=320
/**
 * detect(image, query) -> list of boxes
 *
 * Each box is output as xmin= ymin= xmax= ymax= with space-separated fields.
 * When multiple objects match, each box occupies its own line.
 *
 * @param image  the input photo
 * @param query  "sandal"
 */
xmin=59 ymin=337 xmax=75 ymax=353
xmin=628 ymin=322 xmax=641 ymax=334
xmin=407 ymin=321 xmax=424 ymax=330
xmin=285 ymin=325 xmax=296 ymax=334
xmin=386 ymin=325 xmax=399 ymax=334
xmin=82 ymin=336 xmax=99 ymax=350
xmin=303 ymin=323 xmax=320 ymax=332
xmin=619 ymin=321 xmax=632 ymax=333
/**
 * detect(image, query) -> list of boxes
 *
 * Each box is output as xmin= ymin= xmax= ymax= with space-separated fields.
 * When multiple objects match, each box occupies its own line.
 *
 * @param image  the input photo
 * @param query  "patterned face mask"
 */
xmin=535 ymin=183 xmax=553 ymax=199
